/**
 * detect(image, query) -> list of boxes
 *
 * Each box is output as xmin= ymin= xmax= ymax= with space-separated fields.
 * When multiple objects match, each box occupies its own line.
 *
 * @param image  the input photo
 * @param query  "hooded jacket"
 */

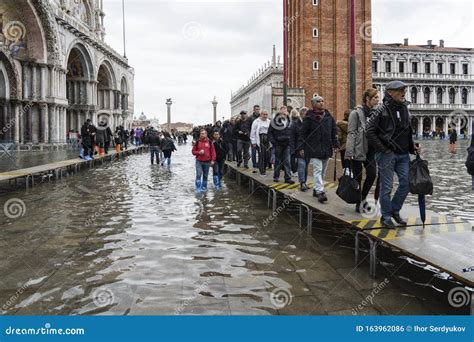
xmin=297 ymin=109 xmax=338 ymax=160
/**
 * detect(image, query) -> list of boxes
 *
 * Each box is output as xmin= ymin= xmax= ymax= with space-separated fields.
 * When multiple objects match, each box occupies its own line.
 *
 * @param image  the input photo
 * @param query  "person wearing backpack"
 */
xmin=346 ymin=88 xmax=380 ymax=213
xmin=192 ymin=129 xmax=216 ymax=192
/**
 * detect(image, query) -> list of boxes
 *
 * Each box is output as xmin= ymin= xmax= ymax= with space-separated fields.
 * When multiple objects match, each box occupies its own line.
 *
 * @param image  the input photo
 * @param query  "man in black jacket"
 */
xmin=234 ymin=111 xmax=252 ymax=168
xmin=366 ymin=81 xmax=421 ymax=228
xmin=268 ymin=106 xmax=295 ymax=184
xmin=143 ymin=128 xmax=162 ymax=165
xmin=298 ymin=96 xmax=339 ymax=203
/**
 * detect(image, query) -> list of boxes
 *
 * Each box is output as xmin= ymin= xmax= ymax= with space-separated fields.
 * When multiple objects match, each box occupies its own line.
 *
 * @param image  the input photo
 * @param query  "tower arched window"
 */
xmin=436 ymin=88 xmax=443 ymax=104
xmin=461 ymin=88 xmax=468 ymax=105
xmin=411 ymin=87 xmax=418 ymax=104
xmin=424 ymin=87 xmax=431 ymax=104
xmin=449 ymin=88 xmax=456 ymax=104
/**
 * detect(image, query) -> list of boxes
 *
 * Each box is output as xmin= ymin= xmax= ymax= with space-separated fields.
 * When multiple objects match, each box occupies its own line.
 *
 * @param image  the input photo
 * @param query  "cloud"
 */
xmin=103 ymin=0 xmax=472 ymax=126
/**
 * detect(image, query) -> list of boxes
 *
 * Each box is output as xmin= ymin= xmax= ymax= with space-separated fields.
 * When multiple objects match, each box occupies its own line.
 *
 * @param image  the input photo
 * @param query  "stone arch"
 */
xmin=0 ymin=51 xmax=19 ymax=99
xmin=30 ymin=0 xmax=61 ymax=64
xmin=96 ymin=61 xmax=117 ymax=111
xmin=120 ymin=76 xmax=129 ymax=112
xmin=65 ymin=42 xmax=95 ymax=80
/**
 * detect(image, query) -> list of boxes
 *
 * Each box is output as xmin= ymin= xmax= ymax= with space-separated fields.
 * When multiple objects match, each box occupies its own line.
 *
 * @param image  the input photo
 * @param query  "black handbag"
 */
xmin=336 ymin=165 xmax=361 ymax=204
xmin=409 ymin=155 xmax=433 ymax=195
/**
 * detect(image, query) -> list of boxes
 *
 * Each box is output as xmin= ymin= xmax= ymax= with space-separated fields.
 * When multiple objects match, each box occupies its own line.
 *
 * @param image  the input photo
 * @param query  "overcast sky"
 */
xmin=103 ymin=0 xmax=474 ymax=125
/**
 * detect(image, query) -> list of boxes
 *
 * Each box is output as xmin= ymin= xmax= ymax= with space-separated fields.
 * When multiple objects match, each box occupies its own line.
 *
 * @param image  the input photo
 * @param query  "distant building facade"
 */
xmin=230 ymin=46 xmax=305 ymax=117
xmin=373 ymin=39 xmax=473 ymax=137
xmin=0 ymin=0 xmax=134 ymax=148
xmin=131 ymin=112 xmax=160 ymax=130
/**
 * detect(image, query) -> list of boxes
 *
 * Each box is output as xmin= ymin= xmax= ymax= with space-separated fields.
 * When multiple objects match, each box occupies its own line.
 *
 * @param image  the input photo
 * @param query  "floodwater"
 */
xmin=0 ymin=140 xmax=471 ymax=315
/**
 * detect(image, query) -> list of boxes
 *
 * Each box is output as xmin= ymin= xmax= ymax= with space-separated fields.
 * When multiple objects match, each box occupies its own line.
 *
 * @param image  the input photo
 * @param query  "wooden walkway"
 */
xmin=0 ymin=146 xmax=148 ymax=189
xmin=226 ymin=161 xmax=473 ymax=290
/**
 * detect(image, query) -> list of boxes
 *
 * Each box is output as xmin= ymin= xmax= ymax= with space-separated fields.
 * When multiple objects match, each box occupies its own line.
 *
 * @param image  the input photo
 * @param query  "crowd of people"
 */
xmin=76 ymin=120 xmax=180 ymax=166
xmin=191 ymin=80 xmax=439 ymax=228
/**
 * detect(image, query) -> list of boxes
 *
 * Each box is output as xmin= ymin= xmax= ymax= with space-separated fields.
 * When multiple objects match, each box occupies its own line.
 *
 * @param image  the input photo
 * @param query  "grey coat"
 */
xmin=345 ymin=106 xmax=369 ymax=161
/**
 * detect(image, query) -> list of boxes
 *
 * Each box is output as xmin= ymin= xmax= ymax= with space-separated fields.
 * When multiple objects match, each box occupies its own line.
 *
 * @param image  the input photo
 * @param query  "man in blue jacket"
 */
xmin=298 ymin=96 xmax=339 ymax=203
xmin=268 ymin=106 xmax=295 ymax=184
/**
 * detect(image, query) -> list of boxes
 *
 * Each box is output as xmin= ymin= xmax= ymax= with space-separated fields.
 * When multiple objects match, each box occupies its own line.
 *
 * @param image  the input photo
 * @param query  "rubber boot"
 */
xmin=195 ymin=180 xmax=202 ymax=192
xmin=201 ymin=180 xmax=208 ymax=192
xmin=213 ymin=175 xmax=220 ymax=189
xmin=79 ymin=148 xmax=84 ymax=159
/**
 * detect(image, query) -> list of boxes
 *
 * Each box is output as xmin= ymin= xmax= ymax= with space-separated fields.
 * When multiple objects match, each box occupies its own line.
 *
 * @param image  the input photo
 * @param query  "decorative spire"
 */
xmin=272 ymin=45 xmax=277 ymax=66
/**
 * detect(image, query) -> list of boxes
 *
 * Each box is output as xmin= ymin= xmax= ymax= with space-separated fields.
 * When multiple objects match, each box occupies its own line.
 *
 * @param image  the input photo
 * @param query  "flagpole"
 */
xmin=122 ymin=0 xmax=127 ymax=58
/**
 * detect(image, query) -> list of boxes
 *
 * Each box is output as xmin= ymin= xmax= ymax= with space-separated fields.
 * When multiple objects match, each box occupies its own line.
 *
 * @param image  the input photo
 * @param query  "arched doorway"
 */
xmin=423 ymin=117 xmax=431 ymax=134
xmin=0 ymin=66 xmax=8 ymax=142
xmin=96 ymin=61 xmax=118 ymax=128
xmin=411 ymin=117 xmax=419 ymax=136
xmin=66 ymin=44 xmax=94 ymax=136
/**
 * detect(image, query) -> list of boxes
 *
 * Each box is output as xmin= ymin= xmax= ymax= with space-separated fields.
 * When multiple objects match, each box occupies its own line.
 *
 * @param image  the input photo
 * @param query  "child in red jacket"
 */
xmin=192 ymin=129 xmax=216 ymax=192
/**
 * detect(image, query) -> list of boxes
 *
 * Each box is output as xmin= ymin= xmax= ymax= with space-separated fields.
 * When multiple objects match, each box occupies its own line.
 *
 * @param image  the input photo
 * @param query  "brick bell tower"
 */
xmin=287 ymin=0 xmax=373 ymax=119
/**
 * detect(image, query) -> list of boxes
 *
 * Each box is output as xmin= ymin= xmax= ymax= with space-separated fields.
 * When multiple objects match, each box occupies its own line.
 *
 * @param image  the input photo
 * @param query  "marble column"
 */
xmin=418 ymin=117 xmax=423 ymax=138
xmin=76 ymin=110 xmax=81 ymax=132
xmin=40 ymin=65 xmax=47 ymax=101
xmin=444 ymin=116 xmax=449 ymax=135
xmin=22 ymin=63 xmax=29 ymax=100
xmin=40 ymin=104 xmax=49 ymax=143
xmin=13 ymin=102 xmax=20 ymax=144
xmin=431 ymin=116 xmax=436 ymax=132
xmin=49 ymin=104 xmax=56 ymax=143
xmin=468 ymin=116 xmax=473 ymax=136
xmin=31 ymin=65 xmax=37 ymax=100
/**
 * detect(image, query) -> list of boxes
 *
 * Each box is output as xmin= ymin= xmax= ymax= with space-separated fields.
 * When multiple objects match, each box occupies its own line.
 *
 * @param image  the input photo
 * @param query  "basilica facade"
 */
xmin=0 ymin=0 xmax=134 ymax=148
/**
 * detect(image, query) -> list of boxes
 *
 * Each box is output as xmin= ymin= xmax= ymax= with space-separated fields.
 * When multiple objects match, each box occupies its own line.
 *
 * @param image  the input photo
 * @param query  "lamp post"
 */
xmin=212 ymin=96 xmax=218 ymax=125
xmin=166 ymin=98 xmax=172 ymax=132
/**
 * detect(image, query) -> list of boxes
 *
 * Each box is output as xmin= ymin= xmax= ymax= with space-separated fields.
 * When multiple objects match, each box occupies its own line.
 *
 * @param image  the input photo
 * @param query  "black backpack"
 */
xmin=466 ymin=145 xmax=474 ymax=176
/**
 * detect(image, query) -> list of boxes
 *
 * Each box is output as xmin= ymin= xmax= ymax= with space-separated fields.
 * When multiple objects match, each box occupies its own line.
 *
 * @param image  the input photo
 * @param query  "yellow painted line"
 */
xmin=407 ymin=217 xmax=418 ymax=225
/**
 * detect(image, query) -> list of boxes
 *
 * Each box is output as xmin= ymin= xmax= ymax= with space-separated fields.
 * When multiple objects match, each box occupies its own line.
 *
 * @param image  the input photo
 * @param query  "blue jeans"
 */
xmin=297 ymin=157 xmax=308 ymax=184
xmin=150 ymin=146 xmax=160 ymax=164
xmin=251 ymin=145 xmax=258 ymax=169
xmin=273 ymin=145 xmax=292 ymax=181
xmin=375 ymin=152 xmax=410 ymax=220
xmin=213 ymin=160 xmax=225 ymax=180
xmin=310 ymin=158 xmax=329 ymax=193
xmin=196 ymin=160 xmax=211 ymax=182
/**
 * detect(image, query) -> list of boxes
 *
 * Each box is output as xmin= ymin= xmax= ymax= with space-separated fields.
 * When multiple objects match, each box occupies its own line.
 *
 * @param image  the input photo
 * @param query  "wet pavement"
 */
xmin=0 ymin=140 xmax=471 ymax=316
xmin=0 ymin=148 xmax=80 ymax=173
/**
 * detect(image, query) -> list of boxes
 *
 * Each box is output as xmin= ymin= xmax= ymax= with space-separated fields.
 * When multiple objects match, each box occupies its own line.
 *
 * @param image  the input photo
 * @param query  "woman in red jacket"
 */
xmin=192 ymin=129 xmax=216 ymax=192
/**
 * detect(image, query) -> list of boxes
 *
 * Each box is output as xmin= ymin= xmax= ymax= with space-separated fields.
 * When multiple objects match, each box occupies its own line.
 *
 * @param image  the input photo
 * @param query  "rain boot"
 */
xmin=79 ymin=148 xmax=84 ymax=159
xmin=201 ymin=180 xmax=208 ymax=192
xmin=213 ymin=175 xmax=220 ymax=189
xmin=195 ymin=180 xmax=202 ymax=192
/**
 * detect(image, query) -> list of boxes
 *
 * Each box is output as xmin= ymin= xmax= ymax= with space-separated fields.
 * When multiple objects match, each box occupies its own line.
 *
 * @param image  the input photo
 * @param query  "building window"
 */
xmin=437 ymin=63 xmax=443 ymax=74
xmin=449 ymin=88 xmax=455 ymax=104
xmin=313 ymin=61 xmax=319 ymax=70
xmin=412 ymin=62 xmax=418 ymax=73
xmin=399 ymin=62 xmax=404 ymax=73
xmin=312 ymin=28 xmax=319 ymax=37
xmin=462 ymin=64 xmax=468 ymax=75
xmin=462 ymin=88 xmax=468 ymax=104
xmin=424 ymin=87 xmax=431 ymax=104
xmin=425 ymin=63 xmax=431 ymax=74
xmin=385 ymin=61 xmax=392 ymax=72
xmin=411 ymin=87 xmax=418 ymax=104
xmin=436 ymin=87 xmax=443 ymax=104
xmin=312 ymin=0 xmax=318 ymax=5
xmin=450 ymin=63 xmax=456 ymax=74
xmin=372 ymin=61 xmax=378 ymax=72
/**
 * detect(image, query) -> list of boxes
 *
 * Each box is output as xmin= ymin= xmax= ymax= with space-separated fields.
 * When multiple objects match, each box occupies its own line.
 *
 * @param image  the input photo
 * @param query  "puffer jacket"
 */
xmin=297 ymin=109 xmax=338 ymax=160
xmin=345 ymin=106 xmax=369 ymax=161
xmin=268 ymin=116 xmax=293 ymax=147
